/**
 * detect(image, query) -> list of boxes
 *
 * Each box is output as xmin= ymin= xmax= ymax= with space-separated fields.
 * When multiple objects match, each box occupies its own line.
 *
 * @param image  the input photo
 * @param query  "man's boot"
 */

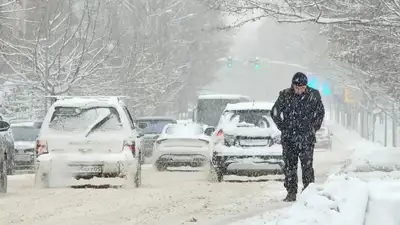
xmin=283 ymin=192 xmax=297 ymax=202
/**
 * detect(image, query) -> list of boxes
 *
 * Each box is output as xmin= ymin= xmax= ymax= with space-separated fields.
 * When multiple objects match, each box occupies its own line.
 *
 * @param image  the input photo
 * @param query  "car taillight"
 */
xmin=123 ymin=140 xmax=136 ymax=156
xmin=36 ymin=140 xmax=48 ymax=156
xmin=128 ymin=143 xmax=135 ymax=155
xmin=217 ymin=130 xmax=224 ymax=137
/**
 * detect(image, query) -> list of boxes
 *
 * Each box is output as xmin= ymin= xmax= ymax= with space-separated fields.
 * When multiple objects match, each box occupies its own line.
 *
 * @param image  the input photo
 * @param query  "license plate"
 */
xmin=77 ymin=165 xmax=102 ymax=173
xmin=174 ymin=156 xmax=192 ymax=161
xmin=240 ymin=139 xmax=270 ymax=146
xmin=15 ymin=154 xmax=33 ymax=161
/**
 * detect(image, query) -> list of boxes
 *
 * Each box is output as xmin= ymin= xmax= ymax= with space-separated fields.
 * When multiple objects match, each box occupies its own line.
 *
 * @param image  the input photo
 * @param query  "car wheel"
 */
xmin=0 ymin=160 xmax=7 ymax=193
xmin=155 ymin=162 xmax=167 ymax=171
xmin=6 ymin=155 xmax=15 ymax=175
xmin=34 ymin=163 xmax=50 ymax=188
xmin=216 ymin=169 xmax=224 ymax=182
xmin=134 ymin=153 xmax=142 ymax=188
xmin=207 ymin=162 xmax=223 ymax=182
xmin=34 ymin=172 xmax=49 ymax=188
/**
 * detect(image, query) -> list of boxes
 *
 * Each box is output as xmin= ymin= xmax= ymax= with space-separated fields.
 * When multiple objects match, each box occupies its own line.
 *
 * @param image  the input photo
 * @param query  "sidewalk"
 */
xmin=230 ymin=122 xmax=400 ymax=225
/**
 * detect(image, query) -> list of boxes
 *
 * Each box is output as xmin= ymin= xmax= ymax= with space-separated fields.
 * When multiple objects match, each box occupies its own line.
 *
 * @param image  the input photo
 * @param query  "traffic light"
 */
xmin=255 ymin=57 xmax=260 ymax=69
xmin=227 ymin=56 xmax=232 ymax=68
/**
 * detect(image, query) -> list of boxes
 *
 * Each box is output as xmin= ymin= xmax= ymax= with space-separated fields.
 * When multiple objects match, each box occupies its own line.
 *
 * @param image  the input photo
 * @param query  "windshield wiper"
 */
xmin=84 ymin=112 xmax=112 ymax=137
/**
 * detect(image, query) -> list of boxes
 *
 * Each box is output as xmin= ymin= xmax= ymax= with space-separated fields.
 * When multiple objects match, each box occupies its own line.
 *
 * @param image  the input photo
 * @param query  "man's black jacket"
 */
xmin=271 ymin=87 xmax=325 ymax=144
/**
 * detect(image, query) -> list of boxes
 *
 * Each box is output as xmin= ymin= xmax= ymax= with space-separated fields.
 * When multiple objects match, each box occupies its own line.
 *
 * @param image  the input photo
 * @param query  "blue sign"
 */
xmin=307 ymin=74 xmax=331 ymax=96
xmin=322 ymin=82 xmax=331 ymax=96
xmin=308 ymin=76 xmax=318 ymax=89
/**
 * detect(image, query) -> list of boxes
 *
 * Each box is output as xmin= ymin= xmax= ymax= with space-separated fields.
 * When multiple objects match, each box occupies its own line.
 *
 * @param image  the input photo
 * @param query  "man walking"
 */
xmin=271 ymin=72 xmax=325 ymax=202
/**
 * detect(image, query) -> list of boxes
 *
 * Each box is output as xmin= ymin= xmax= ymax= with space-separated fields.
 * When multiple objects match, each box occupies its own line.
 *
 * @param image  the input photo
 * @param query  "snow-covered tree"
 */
xmin=200 ymin=0 xmax=400 ymax=104
xmin=0 ymin=0 xmax=231 ymax=118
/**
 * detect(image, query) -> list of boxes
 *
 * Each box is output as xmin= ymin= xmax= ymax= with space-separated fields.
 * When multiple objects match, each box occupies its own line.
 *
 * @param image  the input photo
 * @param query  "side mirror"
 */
xmin=0 ymin=121 xmax=10 ymax=132
xmin=137 ymin=131 xmax=144 ymax=138
xmin=204 ymin=127 xmax=215 ymax=136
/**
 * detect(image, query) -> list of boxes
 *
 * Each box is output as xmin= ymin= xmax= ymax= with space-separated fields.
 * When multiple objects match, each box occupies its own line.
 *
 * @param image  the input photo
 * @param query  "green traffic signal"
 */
xmin=228 ymin=59 xmax=233 ymax=68
xmin=255 ymin=64 xmax=260 ymax=69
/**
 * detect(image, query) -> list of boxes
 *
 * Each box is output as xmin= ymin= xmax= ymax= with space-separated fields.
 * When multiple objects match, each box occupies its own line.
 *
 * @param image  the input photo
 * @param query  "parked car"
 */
xmin=204 ymin=101 xmax=282 ymax=182
xmin=135 ymin=117 xmax=177 ymax=158
xmin=152 ymin=123 xmax=212 ymax=171
xmin=0 ymin=114 xmax=15 ymax=175
xmin=315 ymin=124 xmax=333 ymax=150
xmin=0 ymin=120 xmax=12 ymax=193
xmin=10 ymin=121 xmax=42 ymax=170
xmin=35 ymin=96 xmax=143 ymax=188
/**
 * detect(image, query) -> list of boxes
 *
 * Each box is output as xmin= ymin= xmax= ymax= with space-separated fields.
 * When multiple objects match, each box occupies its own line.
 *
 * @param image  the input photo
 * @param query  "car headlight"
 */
xmin=224 ymin=135 xmax=236 ymax=147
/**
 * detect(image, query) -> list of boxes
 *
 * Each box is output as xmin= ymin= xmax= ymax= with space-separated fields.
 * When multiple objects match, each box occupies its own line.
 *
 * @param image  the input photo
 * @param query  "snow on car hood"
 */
xmin=223 ymin=122 xmax=280 ymax=137
xmin=14 ymin=141 xmax=36 ymax=150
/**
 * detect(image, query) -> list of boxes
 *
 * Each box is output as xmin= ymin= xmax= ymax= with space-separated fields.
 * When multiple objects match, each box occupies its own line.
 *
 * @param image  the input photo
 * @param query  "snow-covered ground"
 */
xmin=0 ymin=123 xmax=350 ymax=225
xmin=231 ymin=122 xmax=400 ymax=225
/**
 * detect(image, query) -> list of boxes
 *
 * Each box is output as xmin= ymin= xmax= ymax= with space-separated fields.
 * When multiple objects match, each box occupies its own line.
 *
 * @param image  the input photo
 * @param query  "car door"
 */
xmin=122 ymin=106 xmax=141 ymax=146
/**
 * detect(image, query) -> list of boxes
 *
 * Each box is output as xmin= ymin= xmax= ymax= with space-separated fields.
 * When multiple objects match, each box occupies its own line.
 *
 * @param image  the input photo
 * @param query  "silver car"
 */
xmin=315 ymin=125 xmax=332 ymax=150
xmin=0 ymin=120 xmax=12 ymax=193
xmin=10 ymin=121 xmax=42 ymax=170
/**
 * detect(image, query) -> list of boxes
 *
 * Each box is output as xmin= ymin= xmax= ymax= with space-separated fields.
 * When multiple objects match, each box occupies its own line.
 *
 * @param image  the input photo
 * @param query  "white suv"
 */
xmin=205 ymin=101 xmax=282 ymax=182
xmin=35 ymin=96 xmax=143 ymax=188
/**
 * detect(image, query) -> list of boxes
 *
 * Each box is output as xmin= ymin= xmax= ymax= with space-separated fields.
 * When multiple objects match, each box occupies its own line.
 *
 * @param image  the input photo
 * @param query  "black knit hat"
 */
xmin=292 ymin=72 xmax=308 ymax=86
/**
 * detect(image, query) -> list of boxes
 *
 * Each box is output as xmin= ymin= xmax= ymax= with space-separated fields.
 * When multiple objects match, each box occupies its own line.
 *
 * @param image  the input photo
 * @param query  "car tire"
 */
xmin=6 ymin=155 xmax=15 ymax=175
xmin=134 ymin=152 xmax=142 ymax=188
xmin=155 ymin=162 xmax=167 ymax=171
xmin=207 ymin=163 xmax=223 ymax=182
xmin=34 ymin=162 xmax=50 ymax=188
xmin=0 ymin=160 xmax=7 ymax=193
xmin=34 ymin=172 xmax=49 ymax=188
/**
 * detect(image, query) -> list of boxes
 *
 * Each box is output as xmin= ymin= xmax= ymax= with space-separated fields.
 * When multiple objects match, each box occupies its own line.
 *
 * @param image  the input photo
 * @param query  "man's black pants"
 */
xmin=281 ymin=139 xmax=315 ymax=194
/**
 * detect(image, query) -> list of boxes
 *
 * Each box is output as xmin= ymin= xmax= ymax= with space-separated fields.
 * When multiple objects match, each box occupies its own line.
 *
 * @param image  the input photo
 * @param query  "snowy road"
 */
xmin=0 ymin=136 xmax=350 ymax=225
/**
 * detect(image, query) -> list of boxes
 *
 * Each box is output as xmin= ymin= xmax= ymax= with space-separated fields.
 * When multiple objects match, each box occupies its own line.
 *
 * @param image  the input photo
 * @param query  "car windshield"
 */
xmin=226 ymin=109 xmax=272 ymax=128
xmin=165 ymin=124 xmax=203 ymax=136
xmin=49 ymin=107 xmax=122 ymax=133
xmin=136 ymin=120 xmax=176 ymax=134
xmin=11 ymin=126 xmax=39 ymax=141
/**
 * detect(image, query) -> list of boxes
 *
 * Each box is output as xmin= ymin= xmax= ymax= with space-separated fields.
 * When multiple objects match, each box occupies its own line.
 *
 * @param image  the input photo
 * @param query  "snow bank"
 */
xmin=364 ymin=181 xmax=400 ymax=225
xmin=230 ymin=175 xmax=369 ymax=225
xmin=330 ymin=124 xmax=400 ymax=225
xmin=343 ymin=139 xmax=400 ymax=173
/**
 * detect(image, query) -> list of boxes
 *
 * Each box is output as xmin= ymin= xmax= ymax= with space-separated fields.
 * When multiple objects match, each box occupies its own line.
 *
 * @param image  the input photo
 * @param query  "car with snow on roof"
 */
xmin=204 ymin=101 xmax=282 ymax=182
xmin=315 ymin=122 xmax=333 ymax=150
xmin=34 ymin=96 xmax=143 ymax=188
xmin=0 ymin=114 xmax=16 ymax=175
xmin=152 ymin=123 xmax=212 ymax=171
xmin=10 ymin=120 xmax=42 ymax=170
xmin=0 ymin=120 xmax=12 ymax=193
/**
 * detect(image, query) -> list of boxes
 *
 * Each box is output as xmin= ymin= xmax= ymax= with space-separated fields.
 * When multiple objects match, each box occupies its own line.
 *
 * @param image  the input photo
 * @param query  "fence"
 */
xmin=327 ymin=89 xmax=399 ymax=147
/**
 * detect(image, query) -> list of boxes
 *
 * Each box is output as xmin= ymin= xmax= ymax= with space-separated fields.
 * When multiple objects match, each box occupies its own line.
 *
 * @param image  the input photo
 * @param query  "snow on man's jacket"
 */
xmin=271 ymin=86 xmax=325 ymax=144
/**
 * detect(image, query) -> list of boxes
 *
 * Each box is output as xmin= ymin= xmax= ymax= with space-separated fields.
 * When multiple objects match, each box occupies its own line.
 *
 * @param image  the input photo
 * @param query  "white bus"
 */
xmin=193 ymin=94 xmax=251 ymax=127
